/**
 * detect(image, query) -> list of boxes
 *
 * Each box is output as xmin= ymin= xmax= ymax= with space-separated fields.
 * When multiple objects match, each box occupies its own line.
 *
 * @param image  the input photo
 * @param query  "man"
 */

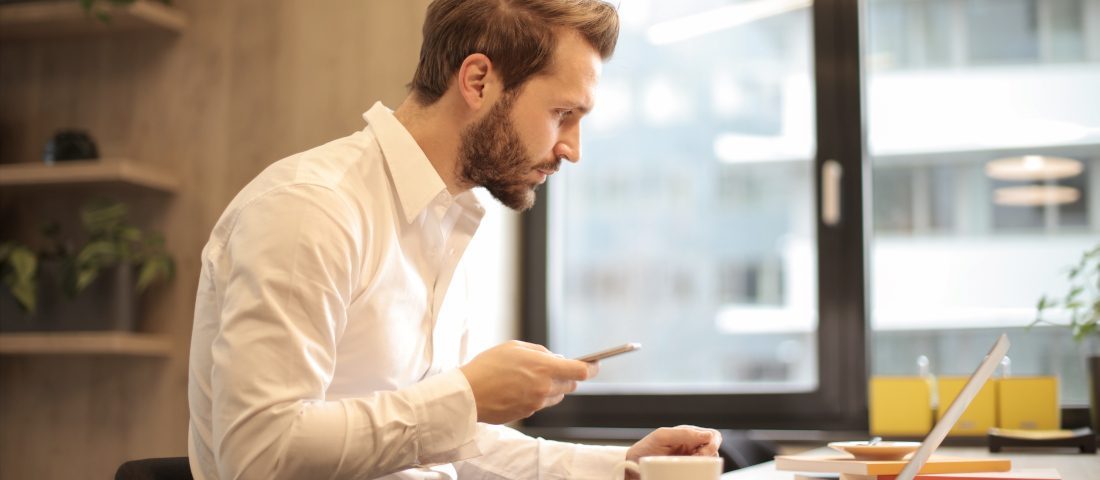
xmin=188 ymin=1 xmax=722 ymax=479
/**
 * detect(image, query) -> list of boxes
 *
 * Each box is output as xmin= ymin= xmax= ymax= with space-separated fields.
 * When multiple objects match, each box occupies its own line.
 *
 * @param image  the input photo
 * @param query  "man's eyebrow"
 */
xmin=559 ymin=99 xmax=593 ymax=114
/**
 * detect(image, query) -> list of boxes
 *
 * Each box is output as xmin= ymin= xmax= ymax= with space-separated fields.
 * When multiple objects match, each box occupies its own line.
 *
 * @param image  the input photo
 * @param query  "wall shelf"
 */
xmin=0 ymin=332 xmax=172 ymax=356
xmin=0 ymin=0 xmax=188 ymax=39
xmin=0 ymin=159 xmax=178 ymax=193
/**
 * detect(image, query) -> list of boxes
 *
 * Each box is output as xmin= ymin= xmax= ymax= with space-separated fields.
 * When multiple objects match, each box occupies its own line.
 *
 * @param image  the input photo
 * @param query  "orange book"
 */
xmin=876 ymin=469 xmax=1061 ymax=479
xmin=794 ymin=470 xmax=1060 ymax=480
xmin=775 ymin=455 xmax=1012 ymax=476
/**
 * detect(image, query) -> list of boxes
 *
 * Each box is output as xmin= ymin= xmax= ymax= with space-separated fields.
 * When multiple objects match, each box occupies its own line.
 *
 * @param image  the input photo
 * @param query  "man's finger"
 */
xmin=541 ymin=393 xmax=566 ymax=409
xmin=676 ymin=425 xmax=722 ymax=444
xmin=693 ymin=441 xmax=720 ymax=456
xmin=549 ymin=379 xmax=578 ymax=395
xmin=585 ymin=361 xmax=600 ymax=378
xmin=548 ymin=357 xmax=592 ymax=381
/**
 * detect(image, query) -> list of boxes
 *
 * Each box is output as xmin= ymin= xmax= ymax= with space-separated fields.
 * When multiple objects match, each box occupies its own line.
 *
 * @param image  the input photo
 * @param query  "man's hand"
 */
xmin=623 ymin=426 xmax=722 ymax=479
xmin=459 ymin=340 xmax=597 ymax=424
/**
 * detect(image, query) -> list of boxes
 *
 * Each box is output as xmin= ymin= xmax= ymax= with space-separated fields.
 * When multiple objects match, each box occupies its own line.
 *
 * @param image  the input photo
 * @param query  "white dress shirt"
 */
xmin=188 ymin=102 xmax=627 ymax=480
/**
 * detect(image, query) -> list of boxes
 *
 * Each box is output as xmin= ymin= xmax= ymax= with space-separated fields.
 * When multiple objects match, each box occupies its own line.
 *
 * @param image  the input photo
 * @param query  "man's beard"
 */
xmin=458 ymin=92 xmax=557 ymax=211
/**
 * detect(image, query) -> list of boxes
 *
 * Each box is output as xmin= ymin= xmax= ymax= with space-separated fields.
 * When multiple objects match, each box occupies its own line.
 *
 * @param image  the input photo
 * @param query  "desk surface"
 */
xmin=720 ymin=447 xmax=1099 ymax=480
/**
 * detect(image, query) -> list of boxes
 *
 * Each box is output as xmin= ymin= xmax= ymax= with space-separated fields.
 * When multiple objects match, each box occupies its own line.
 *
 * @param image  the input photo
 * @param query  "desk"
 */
xmin=720 ymin=447 xmax=1099 ymax=480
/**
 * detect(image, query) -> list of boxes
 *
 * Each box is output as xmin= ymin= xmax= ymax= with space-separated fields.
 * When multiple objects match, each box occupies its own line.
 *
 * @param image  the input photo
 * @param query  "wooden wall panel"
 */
xmin=0 ymin=0 xmax=432 ymax=477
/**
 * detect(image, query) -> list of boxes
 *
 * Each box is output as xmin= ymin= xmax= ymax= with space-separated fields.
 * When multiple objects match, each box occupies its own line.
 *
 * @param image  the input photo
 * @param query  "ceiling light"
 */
xmin=985 ymin=155 xmax=1083 ymax=181
xmin=993 ymin=185 xmax=1080 ymax=207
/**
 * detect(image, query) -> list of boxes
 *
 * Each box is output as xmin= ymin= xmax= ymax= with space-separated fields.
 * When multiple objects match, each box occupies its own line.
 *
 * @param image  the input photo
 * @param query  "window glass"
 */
xmin=548 ymin=0 xmax=819 ymax=394
xmin=866 ymin=0 xmax=1100 ymax=404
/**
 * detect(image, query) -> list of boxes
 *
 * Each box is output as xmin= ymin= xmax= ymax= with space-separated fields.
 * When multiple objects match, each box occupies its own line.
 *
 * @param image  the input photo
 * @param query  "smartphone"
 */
xmin=573 ymin=342 xmax=642 ymax=363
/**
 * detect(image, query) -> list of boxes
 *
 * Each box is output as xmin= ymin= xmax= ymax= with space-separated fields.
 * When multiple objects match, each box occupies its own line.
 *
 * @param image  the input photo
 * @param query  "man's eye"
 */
xmin=557 ymin=110 xmax=573 ymax=120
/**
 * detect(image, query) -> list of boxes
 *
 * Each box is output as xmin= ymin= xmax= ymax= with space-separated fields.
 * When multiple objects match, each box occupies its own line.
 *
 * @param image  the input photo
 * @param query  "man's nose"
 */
xmin=556 ymin=127 xmax=581 ymax=164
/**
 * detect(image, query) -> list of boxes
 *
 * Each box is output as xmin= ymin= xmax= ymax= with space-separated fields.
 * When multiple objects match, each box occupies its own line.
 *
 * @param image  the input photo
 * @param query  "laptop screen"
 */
xmin=894 ymin=333 xmax=1011 ymax=480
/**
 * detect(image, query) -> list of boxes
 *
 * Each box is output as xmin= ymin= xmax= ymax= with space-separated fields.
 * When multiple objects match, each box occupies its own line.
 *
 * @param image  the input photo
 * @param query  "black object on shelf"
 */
xmin=43 ymin=129 xmax=99 ymax=163
xmin=988 ymin=427 xmax=1096 ymax=454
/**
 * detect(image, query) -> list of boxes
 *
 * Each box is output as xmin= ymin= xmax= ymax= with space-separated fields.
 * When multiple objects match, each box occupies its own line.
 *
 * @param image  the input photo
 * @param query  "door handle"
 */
xmin=822 ymin=159 xmax=842 ymax=227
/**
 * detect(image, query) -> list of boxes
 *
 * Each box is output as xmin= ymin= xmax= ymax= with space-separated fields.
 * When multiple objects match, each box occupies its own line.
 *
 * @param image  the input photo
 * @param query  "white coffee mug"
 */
xmin=612 ymin=455 xmax=722 ymax=480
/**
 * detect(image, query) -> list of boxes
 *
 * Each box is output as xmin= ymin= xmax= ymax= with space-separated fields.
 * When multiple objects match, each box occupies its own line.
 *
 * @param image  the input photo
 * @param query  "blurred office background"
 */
xmin=547 ymin=0 xmax=1098 ymax=404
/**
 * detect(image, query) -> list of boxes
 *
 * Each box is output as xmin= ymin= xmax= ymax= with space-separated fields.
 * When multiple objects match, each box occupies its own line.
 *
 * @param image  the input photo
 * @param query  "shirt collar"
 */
xmin=364 ymin=102 xmax=484 ymax=223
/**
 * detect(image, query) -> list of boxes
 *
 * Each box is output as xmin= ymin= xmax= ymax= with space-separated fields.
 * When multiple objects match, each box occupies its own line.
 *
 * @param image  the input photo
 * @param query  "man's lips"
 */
xmin=531 ymin=160 xmax=561 ymax=185
xmin=536 ymin=161 xmax=560 ymax=176
xmin=536 ymin=165 xmax=558 ymax=184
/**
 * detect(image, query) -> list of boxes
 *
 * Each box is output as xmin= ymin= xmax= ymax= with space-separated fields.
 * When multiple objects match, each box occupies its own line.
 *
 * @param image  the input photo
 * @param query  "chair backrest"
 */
xmin=115 ymin=457 xmax=193 ymax=480
xmin=718 ymin=430 xmax=779 ymax=471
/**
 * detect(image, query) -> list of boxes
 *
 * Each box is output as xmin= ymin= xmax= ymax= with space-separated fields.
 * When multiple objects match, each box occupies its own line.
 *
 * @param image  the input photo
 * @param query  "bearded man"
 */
xmin=187 ymin=1 xmax=721 ymax=479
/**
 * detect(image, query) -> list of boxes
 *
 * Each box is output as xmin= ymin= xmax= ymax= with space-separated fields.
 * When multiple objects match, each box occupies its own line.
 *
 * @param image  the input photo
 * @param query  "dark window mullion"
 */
xmin=813 ymin=0 xmax=870 ymax=430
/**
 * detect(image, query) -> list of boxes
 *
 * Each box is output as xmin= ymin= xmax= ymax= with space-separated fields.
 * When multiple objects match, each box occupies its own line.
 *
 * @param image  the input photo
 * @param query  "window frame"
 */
xmin=520 ymin=0 xmax=871 ymax=431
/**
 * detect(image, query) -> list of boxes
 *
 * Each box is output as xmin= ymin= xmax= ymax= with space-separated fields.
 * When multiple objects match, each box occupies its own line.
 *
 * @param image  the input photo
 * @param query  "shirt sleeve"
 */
xmin=454 ymin=424 xmax=628 ymax=480
xmin=209 ymin=185 xmax=480 ymax=480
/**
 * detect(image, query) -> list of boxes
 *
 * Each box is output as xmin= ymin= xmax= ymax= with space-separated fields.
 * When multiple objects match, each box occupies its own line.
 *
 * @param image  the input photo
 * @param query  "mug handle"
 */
xmin=612 ymin=460 xmax=640 ymax=480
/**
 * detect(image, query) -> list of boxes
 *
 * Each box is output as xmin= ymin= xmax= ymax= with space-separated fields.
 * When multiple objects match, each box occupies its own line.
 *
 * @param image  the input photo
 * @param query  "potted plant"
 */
xmin=0 ymin=198 xmax=174 ymax=331
xmin=1031 ymin=243 xmax=1100 ymax=434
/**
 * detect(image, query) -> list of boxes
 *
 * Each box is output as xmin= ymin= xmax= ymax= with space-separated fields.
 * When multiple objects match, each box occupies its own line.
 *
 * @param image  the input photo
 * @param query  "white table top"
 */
xmin=720 ymin=447 xmax=1099 ymax=480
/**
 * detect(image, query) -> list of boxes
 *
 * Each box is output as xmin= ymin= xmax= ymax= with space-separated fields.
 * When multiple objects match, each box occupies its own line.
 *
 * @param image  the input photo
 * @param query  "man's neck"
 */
xmin=392 ymin=94 xmax=468 ymax=195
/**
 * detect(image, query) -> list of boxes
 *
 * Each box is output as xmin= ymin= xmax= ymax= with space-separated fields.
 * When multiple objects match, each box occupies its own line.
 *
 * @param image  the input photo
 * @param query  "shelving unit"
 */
xmin=0 ymin=0 xmax=188 ymax=39
xmin=0 ymin=158 xmax=178 ymax=193
xmin=0 ymin=332 xmax=172 ymax=356
xmin=0 ymin=1 xmax=190 ymax=476
xmin=0 ymin=160 xmax=178 ymax=353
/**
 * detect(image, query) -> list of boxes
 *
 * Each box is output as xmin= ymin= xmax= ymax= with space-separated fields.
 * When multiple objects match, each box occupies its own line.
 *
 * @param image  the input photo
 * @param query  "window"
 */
xmin=866 ymin=0 xmax=1100 ymax=406
xmin=523 ymin=0 xmax=1097 ymax=430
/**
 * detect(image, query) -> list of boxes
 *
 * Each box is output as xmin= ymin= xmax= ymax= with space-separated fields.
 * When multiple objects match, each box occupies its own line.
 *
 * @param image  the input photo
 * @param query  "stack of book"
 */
xmin=775 ymin=454 xmax=1061 ymax=480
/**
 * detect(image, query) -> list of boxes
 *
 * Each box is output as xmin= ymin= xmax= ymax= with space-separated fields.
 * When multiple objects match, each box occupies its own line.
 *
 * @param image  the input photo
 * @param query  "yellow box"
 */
xmin=936 ymin=376 xmax=997 ymax=436
xmin=997 ymin=376 xmax=1060 ymax=430
xmin=869 ymin=376 xmax=934 ymax=436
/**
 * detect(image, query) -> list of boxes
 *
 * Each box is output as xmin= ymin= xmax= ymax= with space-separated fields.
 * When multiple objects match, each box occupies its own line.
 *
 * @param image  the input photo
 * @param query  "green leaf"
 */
xmin=8 ymin=248 xmax=36 ymax=280
xmin=136 ymin=260 xmax=164 ymax=291
xmin=81 ymin=200 xmax=127 ymax=235
xmin=3 ymin=246 xmax=37 ymax=313
xmin=1074 ymin=322 xmax=1095 ymax=342
xmin=1066 ymin=287 xmax=1083 ymax=302
xmin=120 ymin=226 xmax=143 ymax=243
xmin=10 ymin=278 xmax=35 ymax=314
xmin=75 ymin=267 xmax=99 ymax=293
xmin=76 ymin=240 xmax=120 ymax=266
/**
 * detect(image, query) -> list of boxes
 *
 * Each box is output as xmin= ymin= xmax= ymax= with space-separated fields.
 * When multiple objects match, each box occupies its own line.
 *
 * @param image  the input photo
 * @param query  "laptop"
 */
xmin=894 ymin=332 xmax=1010 ymax=480
xmin=726 ymin=333 xmax=1011 ymax=480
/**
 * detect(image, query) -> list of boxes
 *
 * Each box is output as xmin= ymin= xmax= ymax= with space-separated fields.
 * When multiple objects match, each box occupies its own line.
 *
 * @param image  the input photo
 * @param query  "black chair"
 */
xmin=115 ymin=457 xmax=193 ymax=480
xmin=718 ymin=430 xmax=780 ymax=472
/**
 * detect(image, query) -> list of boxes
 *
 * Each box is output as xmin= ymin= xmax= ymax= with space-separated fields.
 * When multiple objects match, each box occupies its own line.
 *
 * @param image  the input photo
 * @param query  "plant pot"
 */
xmin=0 ymin=261 xmax=137 ymax=332
xmin=1090 ymin=355 xmax=1100 ymax=435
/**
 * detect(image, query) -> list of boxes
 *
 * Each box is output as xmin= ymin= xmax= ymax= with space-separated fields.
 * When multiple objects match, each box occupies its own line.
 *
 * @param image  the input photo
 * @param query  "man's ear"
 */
xmin=457 ymin=53 xmax=496 ymax=111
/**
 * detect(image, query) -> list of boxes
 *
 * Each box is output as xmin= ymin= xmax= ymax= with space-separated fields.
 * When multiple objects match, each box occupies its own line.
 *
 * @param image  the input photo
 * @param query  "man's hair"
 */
xmin=411 ymin=0 xmax=620 ymax=105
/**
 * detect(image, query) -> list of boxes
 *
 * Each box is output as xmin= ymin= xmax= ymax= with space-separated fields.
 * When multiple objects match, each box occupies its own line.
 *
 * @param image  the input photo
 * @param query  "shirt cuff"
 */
xmin=406 ymin=368 xmax=482 ymax=466
xmin=567 ymin=444 xmax=629 ymax=480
